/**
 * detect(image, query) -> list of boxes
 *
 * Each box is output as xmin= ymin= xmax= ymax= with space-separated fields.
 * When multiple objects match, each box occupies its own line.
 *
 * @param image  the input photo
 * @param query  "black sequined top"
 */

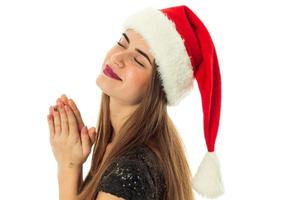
xmin=96 ymin=144 xmax=167 ymax=200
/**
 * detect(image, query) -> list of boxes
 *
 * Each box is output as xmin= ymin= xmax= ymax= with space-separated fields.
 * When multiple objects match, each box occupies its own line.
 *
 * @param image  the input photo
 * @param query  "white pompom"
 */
xmin=192 ymin=152 xmax=224 ymax=199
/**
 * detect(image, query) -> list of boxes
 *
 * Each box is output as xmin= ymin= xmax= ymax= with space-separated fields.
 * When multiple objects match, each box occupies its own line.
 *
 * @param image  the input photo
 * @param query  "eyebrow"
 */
xmin=122 ymin=33 xmax=153 ymax=66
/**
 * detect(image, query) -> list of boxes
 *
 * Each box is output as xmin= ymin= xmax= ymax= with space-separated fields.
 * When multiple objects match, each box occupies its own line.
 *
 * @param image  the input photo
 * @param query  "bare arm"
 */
xmin=96 ymin=191 xmax=125 ymax=200
xmin=78 ymin=166 xmax=83 ymax=192
xmin=57 ymin=165 xmax=82 ymax=200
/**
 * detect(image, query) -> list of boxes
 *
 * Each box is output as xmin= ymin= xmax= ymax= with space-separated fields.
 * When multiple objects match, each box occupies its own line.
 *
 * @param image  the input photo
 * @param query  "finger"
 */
xmin=56 ymin=98 xmax=62 ymax=106
xmin=56 ymin=98 xmax=67 ymax=111
xmin=58 ymin=103 xmax=68 ymax=136
xmin=61 ymin=96 xmax=84 ymax=131
xmin=53 ymin=105 xmax=61 ymax=135
xmin=49 ymin=105 xmax=55 ymax=116
xmin=68 ymin=99 xmax=85 ymax=130
xmin=47 ymin=108 xmax=55 ymax=138
xmin=61 ymin=94 xmax=69 ymax=105
xmin=58 ymin=98 xmax=83 ymax=136
xmin=48 ymin=107 xmax=55 ymax=135
xmin=81 ymin=126 xmax=91 ymax=156
xmin=88 ymin=127 xmax=96 ymax=144
xmin=64 ymin=105 xmax=79 ymax=138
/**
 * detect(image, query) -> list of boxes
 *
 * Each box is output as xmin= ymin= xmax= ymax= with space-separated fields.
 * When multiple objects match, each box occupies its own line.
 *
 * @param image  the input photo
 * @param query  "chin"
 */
xmin=96 ymin=76 xmax=116 ymax=96
xmin=96 ymin=74 xmax=108 ymax=90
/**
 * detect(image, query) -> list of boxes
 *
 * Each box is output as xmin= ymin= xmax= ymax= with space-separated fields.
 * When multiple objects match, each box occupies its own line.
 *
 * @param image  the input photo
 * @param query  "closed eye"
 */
xmin=116 ymin=41 xmax=145 ymax=67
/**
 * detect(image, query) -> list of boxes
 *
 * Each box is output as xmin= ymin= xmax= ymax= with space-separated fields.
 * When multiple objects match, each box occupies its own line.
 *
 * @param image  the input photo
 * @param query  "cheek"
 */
xmin=126 ymin=70 xmax=150 ymax=92
xmin=123 ymin=73 xmax=149 ymax=104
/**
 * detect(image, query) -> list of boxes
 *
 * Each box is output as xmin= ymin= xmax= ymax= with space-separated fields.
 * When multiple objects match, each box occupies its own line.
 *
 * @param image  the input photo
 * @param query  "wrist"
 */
xmin=58 ymin=164 xmax=82 ymax=177
xmin=58 ymin=162 xmax=82 ymax=171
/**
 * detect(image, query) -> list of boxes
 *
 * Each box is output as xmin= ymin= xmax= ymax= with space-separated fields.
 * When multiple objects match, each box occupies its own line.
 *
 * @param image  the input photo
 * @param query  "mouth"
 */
xmin=103 ymin=64 xmax=122 ymax=81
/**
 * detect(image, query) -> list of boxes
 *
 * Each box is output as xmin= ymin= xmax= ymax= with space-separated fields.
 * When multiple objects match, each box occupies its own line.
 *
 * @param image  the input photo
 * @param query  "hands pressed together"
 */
xmin=47 ymin=94 xmax=96 ymax=169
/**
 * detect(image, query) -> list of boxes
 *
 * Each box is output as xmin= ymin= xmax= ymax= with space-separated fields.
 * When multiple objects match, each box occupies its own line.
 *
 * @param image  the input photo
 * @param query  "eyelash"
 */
xmin=116 ymin=41 xmax=145 ymax=67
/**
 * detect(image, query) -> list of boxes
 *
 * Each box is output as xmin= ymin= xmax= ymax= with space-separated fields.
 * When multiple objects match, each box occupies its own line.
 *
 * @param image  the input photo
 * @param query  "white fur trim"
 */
xmin=192 ymin=152 xmax=225 ymax=199
xmin=121 ymin=6 xmax=194 ymax=106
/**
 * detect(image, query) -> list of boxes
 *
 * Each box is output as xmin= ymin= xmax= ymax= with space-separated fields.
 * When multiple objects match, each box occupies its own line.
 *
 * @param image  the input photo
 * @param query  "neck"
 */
xmin=109 ymin=97 xmax=139 ymax=143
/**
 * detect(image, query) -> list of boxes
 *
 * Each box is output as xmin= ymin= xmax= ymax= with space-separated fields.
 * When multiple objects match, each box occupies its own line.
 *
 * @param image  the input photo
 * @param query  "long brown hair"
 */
xmin=77 ymin=61 xmax=195 ymax=200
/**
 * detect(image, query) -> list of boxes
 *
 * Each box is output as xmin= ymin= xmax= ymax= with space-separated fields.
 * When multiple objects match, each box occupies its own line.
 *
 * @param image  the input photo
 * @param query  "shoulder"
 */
xmin=97 ymin=144 xmax=166 ymax=200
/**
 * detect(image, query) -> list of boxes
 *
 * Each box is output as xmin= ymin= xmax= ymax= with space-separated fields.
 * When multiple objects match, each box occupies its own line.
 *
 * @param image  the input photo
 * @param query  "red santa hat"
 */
xmin=121 ymin=5 xmax=224 ymax=199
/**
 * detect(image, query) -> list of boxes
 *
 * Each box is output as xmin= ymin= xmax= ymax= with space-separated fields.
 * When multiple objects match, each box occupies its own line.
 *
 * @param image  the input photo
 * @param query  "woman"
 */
xmin=47 ymin=5 xmax=224 ymax=200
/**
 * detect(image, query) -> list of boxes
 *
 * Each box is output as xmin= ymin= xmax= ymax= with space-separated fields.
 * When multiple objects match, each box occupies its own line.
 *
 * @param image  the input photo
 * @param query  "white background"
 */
xmin=0 ymin=0 xmax=299 ymax=199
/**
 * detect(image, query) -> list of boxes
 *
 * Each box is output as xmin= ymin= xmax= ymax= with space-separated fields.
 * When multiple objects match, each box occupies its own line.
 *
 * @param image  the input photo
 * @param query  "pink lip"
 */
xmin=103 ymin=64 xmax=122 ymax=81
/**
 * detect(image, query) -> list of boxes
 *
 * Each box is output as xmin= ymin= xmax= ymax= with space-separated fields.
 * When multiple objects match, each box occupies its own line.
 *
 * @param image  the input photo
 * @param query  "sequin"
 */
xmin=97 ymin=145 xmax=167 ymax=200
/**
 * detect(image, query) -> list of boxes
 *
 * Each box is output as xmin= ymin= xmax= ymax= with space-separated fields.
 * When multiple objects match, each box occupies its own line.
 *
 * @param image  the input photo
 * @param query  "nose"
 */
xmin=110 ymin=51 xmax=126 ymax=68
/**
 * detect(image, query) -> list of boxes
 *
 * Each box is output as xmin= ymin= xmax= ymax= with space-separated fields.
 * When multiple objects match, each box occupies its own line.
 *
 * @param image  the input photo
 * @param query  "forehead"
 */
xmin=124 ymin=29 xmax=155 ymax=62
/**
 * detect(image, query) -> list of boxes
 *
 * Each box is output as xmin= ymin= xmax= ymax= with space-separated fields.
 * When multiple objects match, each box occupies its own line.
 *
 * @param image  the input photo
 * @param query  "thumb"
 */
xmin=88 ymin=127 xmax=96 ymax=144
xmin=81 ymin=126 xmax=92 ymax=157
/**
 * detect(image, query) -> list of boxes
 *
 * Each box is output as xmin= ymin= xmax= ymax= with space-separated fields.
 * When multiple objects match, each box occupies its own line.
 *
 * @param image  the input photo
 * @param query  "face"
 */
xmin=96 ymin=28 xmax=155 ymax=105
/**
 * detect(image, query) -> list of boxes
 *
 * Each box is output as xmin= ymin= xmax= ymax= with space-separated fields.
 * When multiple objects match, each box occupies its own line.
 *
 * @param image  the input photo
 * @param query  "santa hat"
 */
xmin=121 ymin=5 xmax=224 ymax=199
